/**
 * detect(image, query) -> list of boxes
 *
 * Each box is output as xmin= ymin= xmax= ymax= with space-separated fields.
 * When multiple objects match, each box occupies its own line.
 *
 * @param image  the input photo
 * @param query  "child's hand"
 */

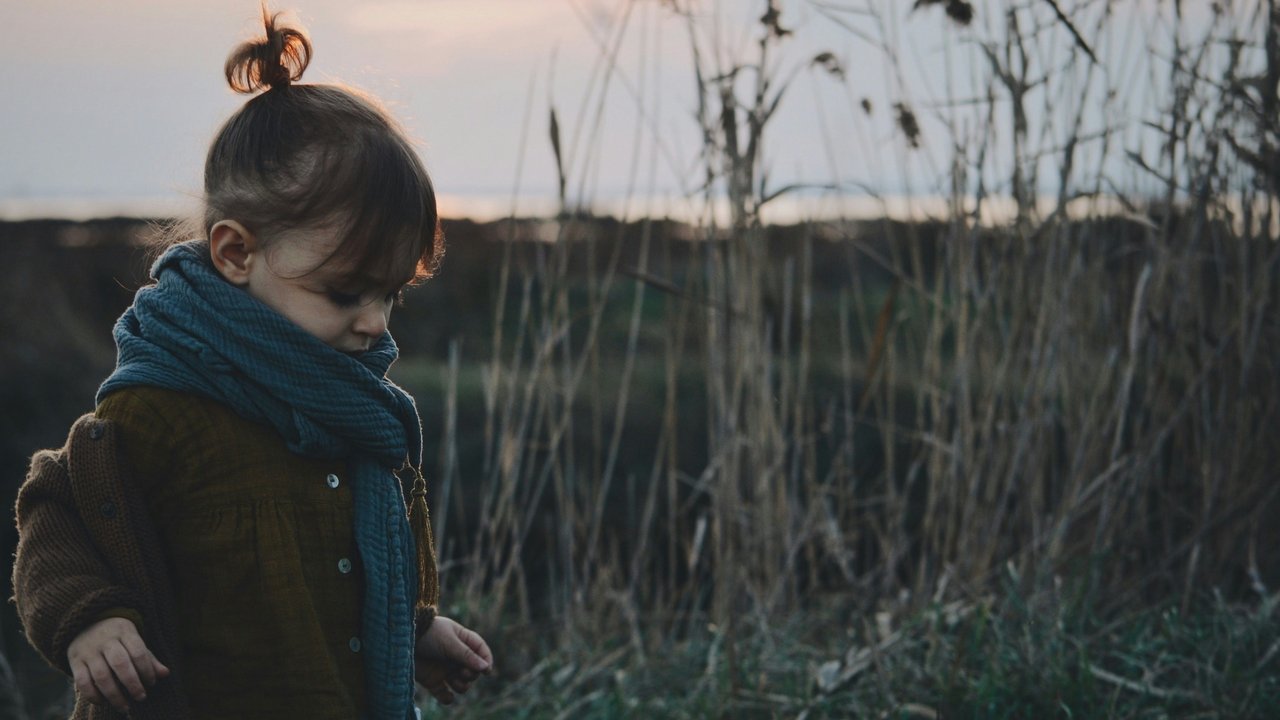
xmin=415 ymin=615 xmax=493 ymax=705
xmin=66 ymin=616 xmax=170 ymax=712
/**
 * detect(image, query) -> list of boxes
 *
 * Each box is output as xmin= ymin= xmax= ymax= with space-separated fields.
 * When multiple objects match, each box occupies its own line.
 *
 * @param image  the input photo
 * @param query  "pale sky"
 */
xmin=0 ymin=0 xmax=1241 ymax=222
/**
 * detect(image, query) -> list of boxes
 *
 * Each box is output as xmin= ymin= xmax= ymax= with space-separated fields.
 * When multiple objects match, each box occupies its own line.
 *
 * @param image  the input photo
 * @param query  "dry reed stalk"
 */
xmin=423 ymin=1 xmax=1280 ymax=665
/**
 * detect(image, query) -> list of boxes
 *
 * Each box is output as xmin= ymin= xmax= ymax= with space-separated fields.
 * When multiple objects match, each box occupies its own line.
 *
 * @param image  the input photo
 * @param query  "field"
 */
xmin=5 ymin=1 xmax=1280 ymax=717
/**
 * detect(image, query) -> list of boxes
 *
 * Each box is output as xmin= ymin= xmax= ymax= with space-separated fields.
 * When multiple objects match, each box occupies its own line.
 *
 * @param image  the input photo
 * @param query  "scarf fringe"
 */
xmin=408 ymin=467 xmax=440 ymax=611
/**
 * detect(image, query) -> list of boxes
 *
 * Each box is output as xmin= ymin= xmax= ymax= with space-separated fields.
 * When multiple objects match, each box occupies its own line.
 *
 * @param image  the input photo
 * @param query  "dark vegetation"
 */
xmin=7 ymin=203 xmax=1277 ymax=719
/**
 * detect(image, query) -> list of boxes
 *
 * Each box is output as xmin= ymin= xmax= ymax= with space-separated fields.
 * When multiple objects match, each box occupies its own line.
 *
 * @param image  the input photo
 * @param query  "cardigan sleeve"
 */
xmin=11 ymin=435 xmax=145 ymax=675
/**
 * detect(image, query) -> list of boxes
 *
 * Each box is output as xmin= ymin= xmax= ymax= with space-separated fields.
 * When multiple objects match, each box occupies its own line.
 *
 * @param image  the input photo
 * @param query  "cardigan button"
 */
xmin=338 ymin=558 xmax=353 ymax=574
xmin=326 ymin=473 xmax=340 ymax=489
xmin=100 ymin=501 xmax=116 ymax=519
xmin=348 ymin=636 xmax=362 ymax=653
xmin=89 ymin=424 xmax=105 ymax=440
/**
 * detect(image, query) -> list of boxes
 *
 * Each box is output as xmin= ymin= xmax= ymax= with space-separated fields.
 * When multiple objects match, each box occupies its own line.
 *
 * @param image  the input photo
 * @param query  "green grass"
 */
xmin=417 ymin=588 xmax=1280 ymax=719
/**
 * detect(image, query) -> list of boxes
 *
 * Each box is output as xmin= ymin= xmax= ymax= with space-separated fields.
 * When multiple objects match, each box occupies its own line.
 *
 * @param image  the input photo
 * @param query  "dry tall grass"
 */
xmin=431 ymin=0 xmax=1280 ymax=668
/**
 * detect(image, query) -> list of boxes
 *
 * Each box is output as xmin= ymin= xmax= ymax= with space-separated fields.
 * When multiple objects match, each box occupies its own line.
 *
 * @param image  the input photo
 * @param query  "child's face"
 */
xmin=242 ymin=229 xmax=411 ymax=355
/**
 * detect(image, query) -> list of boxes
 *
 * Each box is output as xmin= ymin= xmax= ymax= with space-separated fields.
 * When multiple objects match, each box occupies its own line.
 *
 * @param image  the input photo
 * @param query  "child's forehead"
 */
xmin=307 ymin=252 xmax=416 ymax=288
xmin=272 ymin=224 xmax=418 ymax=287
xmin=326 ymin=266 xmax=415 ymax=289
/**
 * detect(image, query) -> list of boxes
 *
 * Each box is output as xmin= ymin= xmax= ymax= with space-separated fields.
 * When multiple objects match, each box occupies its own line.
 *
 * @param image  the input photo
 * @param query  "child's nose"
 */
xmin=353 ymin=303 xmax=390 ymax=338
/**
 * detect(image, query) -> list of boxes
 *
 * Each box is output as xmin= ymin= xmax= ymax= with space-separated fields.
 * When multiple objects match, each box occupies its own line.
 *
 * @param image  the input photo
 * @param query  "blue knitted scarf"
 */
xmin=98 ymin=240 xmax=421 ymax=720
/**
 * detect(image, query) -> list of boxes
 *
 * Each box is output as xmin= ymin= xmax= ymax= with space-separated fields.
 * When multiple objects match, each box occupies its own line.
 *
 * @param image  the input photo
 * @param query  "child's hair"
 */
xmin=185 ymin=7 xmax=443 ymax=283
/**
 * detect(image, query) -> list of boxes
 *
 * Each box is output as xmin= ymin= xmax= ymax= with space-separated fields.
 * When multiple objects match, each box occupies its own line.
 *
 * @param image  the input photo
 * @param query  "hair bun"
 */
xmin=224 ymin=8 xmax=312 ymax=94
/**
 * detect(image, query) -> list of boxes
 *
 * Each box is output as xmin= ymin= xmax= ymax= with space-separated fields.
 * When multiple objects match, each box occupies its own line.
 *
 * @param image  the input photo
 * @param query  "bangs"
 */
xmin=310 ymin=128 xmax=443 ymax=287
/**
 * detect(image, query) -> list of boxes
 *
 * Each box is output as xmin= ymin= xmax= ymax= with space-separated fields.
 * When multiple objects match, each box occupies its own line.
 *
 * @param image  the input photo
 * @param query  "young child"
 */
xmin=12 ymin=8 xmax=491 ymax=719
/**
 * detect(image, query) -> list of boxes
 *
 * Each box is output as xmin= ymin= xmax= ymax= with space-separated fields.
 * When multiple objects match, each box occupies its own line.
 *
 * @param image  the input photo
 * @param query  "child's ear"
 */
xmin=209 ymin=220 xmax=259 ymax=286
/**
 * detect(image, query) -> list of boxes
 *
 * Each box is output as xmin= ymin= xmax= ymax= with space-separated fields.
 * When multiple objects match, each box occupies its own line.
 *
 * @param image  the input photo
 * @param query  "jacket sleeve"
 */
xmin=12 ymin=428 xmax=144 ymax=675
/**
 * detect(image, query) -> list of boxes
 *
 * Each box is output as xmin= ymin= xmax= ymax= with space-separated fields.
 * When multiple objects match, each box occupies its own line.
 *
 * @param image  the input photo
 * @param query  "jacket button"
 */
xmin=338 ymin=558 xmax=352 ymax=574
xmin=326 ymin=473 xmax=340 ymax=489
xmin=100 ymin=502 xmax=116 ymax=518
xmin=89 ymin=424 xmax=105 ymax=440
xmin=349 ymin=636 xmax=362 ymax=653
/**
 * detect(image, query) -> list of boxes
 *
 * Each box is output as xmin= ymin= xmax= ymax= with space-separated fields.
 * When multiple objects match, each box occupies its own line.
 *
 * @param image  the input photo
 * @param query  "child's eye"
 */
xmin=327 ymin=290 xmax=362 ymax=308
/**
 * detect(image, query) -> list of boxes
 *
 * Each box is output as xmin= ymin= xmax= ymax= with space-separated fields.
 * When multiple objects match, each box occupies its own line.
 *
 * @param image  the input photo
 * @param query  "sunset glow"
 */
xmin=0 ymin=1 xmax=1219 ymax=222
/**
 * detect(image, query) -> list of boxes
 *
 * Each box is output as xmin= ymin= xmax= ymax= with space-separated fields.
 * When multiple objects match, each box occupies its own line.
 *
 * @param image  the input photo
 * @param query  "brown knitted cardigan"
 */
xmin=13 ymin=413 xmax=189 ymax=719
xmin=14 ymin=409 xmax=445 ymax=717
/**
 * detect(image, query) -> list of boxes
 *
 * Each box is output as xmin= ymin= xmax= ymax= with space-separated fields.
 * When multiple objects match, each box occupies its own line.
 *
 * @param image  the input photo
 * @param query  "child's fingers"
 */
xmin=449 ymin=666 xmax=479 ymax=683
xmin=454 ymin=626 xmax=493 ymax=671
xmin=416 ymin=660 xmax=447 ymax=687
xmin=119 ymin=633 xmax=168 ymax=686
xmin=87 ymin=657 xmax=130 ymax=712
xmin=103 ymin=640 xmax=149 ymax=701
xmin=445 ymin=674 xmax=474 ymax=695
xmin=72 ymin=660 xmax=105 ymax=707
xmin=418 ymin=660 xmax=472 ymax=703
xmin=431 ymin=685 xmax=456 ymax=705
xmin=418 ymin=667 xmax=454 ymax=705
xmin=446 ymin=639 xmax=489 ymax=673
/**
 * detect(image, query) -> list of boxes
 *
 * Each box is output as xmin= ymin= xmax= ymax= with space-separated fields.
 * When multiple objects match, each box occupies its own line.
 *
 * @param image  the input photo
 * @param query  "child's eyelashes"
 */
xmin=324 ymin=287 xmax=407 ymax=308
xmin=326 ymin=290 xmax=363 ymax=308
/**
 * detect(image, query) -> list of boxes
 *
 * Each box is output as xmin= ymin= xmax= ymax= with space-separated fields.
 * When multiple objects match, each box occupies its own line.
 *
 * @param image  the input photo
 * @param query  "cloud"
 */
xmin=337 ymin=0 xmax=586 ymax=77
xmin=343 ymin=1 xmax=569 ymax=48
